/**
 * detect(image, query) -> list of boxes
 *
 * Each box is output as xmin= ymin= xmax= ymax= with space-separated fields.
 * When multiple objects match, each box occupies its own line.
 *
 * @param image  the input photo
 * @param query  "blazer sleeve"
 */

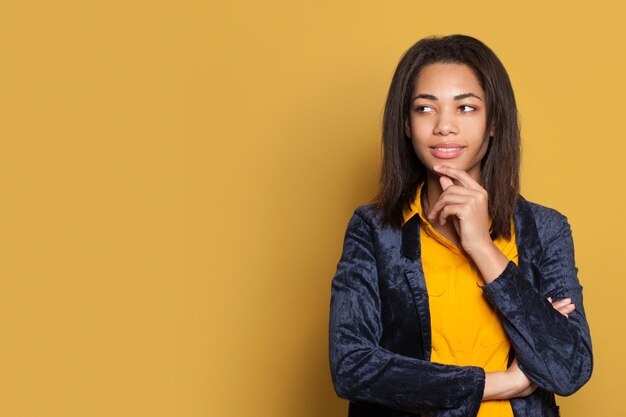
xmin=329 ymin=210 xmax=485 ymax=417
xmin=482 ymin=210 xmax=593 ymax=396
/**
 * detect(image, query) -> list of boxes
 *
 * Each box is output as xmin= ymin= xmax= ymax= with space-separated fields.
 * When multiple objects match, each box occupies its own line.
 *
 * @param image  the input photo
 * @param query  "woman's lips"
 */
xmin=429 ymin=145 xmax=466 ymax=159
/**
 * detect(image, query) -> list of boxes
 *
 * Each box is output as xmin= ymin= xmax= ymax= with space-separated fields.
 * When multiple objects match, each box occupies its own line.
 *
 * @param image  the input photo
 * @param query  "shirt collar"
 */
xmin=403 ymin=182 xmax=428 ymax=226
xmin=402 ymin=181 xmax=463 ymax=254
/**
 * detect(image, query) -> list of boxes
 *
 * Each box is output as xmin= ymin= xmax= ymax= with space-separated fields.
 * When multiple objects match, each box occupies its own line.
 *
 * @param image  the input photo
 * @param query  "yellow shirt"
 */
xmin=404 ymin=183 xmax=517 ymax=417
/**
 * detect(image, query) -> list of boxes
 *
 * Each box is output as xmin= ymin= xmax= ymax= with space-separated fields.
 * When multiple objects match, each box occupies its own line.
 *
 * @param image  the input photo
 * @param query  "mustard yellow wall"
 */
xmin=0 ymin=1 xmax=622 ymax=416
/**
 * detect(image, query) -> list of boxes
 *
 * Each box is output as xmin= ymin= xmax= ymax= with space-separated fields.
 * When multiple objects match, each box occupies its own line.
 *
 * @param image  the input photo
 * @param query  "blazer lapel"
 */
xmin=401 ymin=214 xmax=432 ymax=360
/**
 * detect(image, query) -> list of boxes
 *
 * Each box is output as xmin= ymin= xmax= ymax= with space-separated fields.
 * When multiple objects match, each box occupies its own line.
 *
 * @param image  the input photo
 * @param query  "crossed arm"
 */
xmin=483 ymin=297 xmax=575 ymax=401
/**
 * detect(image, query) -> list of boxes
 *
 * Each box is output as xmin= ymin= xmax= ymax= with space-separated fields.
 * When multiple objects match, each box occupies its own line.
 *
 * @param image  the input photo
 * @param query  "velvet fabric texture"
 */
xmin=329 ymin=197 xmax=593 ymax=417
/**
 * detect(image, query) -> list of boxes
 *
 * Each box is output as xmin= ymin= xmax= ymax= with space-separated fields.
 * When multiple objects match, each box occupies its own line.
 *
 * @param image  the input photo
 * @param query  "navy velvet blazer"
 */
xmin=329 ymin=197 xmax=593 ymax=417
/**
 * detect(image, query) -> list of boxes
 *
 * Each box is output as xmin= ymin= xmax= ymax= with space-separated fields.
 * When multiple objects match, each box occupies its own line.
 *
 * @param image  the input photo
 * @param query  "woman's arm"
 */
xmin=330 ymin=211 xmax=486 ymax=417
xmin=428 ymin=166 xmax=593 ymax=396
xmin=482 ymin=300 xmax=574 ymax=400
xmin=483 ymin=358 xmax=536 ymax=400
xmin=479 ymin=214 xmax=593 ymax=396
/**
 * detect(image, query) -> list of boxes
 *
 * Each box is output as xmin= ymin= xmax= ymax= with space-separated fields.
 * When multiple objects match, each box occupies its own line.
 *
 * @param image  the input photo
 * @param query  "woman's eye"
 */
xmin=459 ymin=105 xmax=476 ymax=112
xmin=416 ymin=105 xmax=434 ymax=113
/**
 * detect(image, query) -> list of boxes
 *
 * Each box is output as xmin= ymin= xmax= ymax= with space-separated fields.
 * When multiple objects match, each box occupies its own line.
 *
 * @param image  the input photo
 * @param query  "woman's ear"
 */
xmin=404 ymin=120 xmax=411 ymax=138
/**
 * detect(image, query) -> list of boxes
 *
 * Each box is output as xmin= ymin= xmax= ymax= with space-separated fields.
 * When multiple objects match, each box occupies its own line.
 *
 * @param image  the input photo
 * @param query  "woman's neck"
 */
xmin=422 ymin=173 xmax=445 ymax=216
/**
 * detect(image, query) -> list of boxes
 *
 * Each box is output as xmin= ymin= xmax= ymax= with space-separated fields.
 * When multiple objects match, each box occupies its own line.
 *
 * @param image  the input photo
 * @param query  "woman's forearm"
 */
xmin=483 ymin=371 xmax=517 ymax=401
xmin=483 ymin=359 xmax=536 ymax=401
xmin=465 ymin=240 xmax=509 ymax=285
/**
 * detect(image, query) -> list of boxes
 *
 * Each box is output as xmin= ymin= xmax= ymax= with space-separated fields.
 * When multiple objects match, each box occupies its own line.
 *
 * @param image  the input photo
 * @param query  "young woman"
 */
xmin=329 ymin=35 xmax=592 ymax=417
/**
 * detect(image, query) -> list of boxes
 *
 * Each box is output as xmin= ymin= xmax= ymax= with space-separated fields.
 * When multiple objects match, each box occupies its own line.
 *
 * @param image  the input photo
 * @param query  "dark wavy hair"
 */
xmin=372 ymin=34 xmax=520 ymax=239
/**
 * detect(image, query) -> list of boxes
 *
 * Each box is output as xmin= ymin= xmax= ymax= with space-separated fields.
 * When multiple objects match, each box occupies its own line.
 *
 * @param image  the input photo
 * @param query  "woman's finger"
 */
xmin=555 ymin=303 xmax=575 ymax=312
xmin=553 ymin=298 xmax=572 ymax=306
xmin=549 ymin=297 xmax=576 ymax=317
xmin=428 ymin=182 xmax=484 ymax=220
xmin=428 ymin=194 xmax=471 ymax=220
xmin=439 ymin=175 xmax=454 ymax=191
xmin=433 ymin=165 xmax=484 ymax=191
xmin=437 ymin=184 xmax=479 ymax=197
xmin=438 ymin=204 xmax=467 ymax=225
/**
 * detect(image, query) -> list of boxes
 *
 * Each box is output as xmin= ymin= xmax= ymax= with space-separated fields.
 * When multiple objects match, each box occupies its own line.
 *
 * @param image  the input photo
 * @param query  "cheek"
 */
xmin=467 ymin=120 xmax=487 ymax=138
xmin=408 ymin=120 xmax=435 ymax=164
xmin=469 ymin=136 xmax=491 ymax=164
xmin=410 ymin=137 xmax=430 ymax=165
xmin=408 ymin=120 xmax=431 ymax=144
xmin=460 ymin=117 xmax=487 ymax=135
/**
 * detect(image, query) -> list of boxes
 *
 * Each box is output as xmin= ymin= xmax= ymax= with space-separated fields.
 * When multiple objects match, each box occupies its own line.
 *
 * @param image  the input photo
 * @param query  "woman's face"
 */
xmin=405 ymin=62 xmax=491 ymax=181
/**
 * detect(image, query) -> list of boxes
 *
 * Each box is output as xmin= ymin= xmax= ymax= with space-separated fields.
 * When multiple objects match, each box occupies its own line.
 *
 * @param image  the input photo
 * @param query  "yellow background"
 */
xmin=0 ymin=1 xmax=622 ymax=416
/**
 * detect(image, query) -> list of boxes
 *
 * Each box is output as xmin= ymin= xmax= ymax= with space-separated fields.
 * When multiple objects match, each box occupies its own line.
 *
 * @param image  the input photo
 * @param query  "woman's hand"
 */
xmin=549 ymin=297 xmax=576 ymax=318
xmin=505 ymin=358 xmax=538 ymax=397
xmin=427 ymin=165 xmax=509 ymax=283
xmin=428 ymin=165 xmax=492 ymax=254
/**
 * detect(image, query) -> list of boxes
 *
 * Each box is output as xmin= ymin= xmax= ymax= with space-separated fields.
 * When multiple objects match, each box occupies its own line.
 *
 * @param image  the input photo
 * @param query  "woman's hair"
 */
xmin=372 ymin=34 xmax=520 ymax=239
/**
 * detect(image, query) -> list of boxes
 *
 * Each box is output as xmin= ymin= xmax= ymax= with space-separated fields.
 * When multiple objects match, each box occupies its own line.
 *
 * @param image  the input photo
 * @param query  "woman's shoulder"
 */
xmin=519 ymin=196 xmax=567 ymax=220
xmin=517 ymin=196 xmax=572 ymax=239
xmin=345 ymin=204 xmax=397 ymax=233
xmin=343 ymin=204 xmax=381 ymax=231
xmin=352 ymin=204 xmax=400 ymax=228
xmin=353 ymin=204 xmax=379 ymax=221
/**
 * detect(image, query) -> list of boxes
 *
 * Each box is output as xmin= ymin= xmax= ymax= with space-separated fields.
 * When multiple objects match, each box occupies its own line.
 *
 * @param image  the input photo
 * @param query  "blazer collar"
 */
xmin=401 ymin=213 xmax=422 ymax=260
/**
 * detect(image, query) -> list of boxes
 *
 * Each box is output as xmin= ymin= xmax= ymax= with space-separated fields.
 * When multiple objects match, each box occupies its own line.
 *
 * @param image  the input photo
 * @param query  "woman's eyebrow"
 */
xmin=414 ymin=93 xmax=438 ymax=101
xmin=413 ymin=92 xmax=482 ymax=101
xmin=454 ymin=92 xmax=482 ymax=101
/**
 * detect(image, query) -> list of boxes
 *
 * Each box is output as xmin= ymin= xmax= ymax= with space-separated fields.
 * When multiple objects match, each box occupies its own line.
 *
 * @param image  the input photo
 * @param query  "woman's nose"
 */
xmin=433 ymin=112 xmax=458 ymax=135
